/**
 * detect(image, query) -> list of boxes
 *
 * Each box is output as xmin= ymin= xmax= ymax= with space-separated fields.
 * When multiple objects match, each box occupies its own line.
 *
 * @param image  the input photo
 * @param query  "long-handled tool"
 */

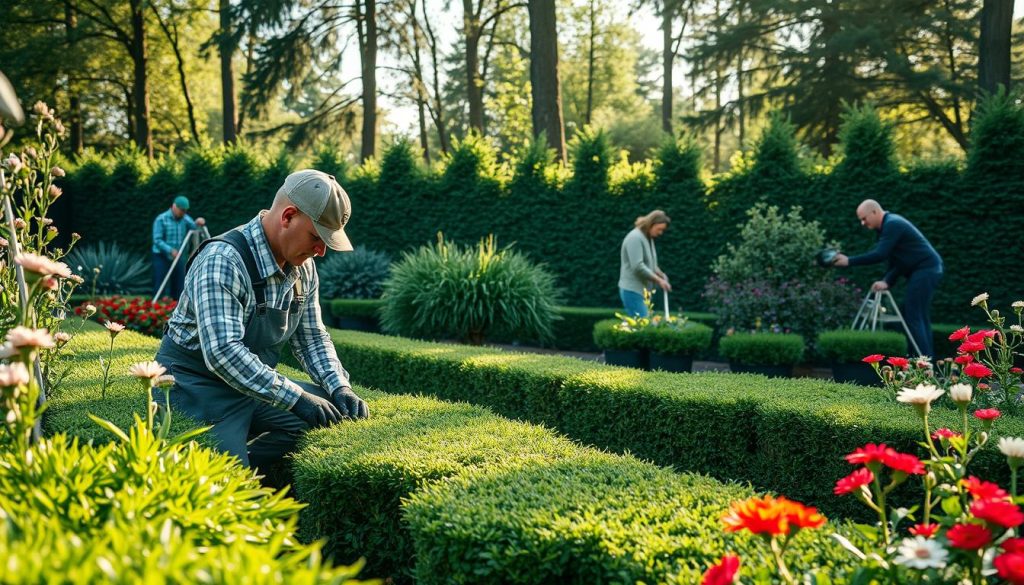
xmin=153 ymin=226 xmax=210 ymax=301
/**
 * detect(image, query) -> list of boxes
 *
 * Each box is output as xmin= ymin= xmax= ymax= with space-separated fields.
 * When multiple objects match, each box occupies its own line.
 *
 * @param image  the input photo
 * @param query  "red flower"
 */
xmin=909 ymin=523 xmax=940 ymax=538
xmin=701 ymin=554 xmax=740 ymax=585
xmin=845 ymin=443 xmax=892 ymax=466
xmin=862 ymin=354 xmax=885 ymax=364
xmin=967 ymin=329 xmax=998 ymax=342
xmin=996 ymin=552 xmax=1024 ymax=584
xmin=947 ymin=523 xmax=993 ymax=550
xmin=834 ymin=468 xmax=874 ymax=495
xmin=954 ymin=354 xmax=975 ymax=365
xmin=971 ymin=499 xmax=1024 ymax=528
xmin=886 ymin=357 xmax=910 ymax=369
xmin=1005 ymin=539 xmax=1024 ymax=554
xmin=932 ymin=428 xmax=962 ymax=441
xmin=974 ymin=408 xmax=1002 ymax=421
xmin=1012 ymin=367 xmax=1024 ymax=374
xmin=963 ymin=476 xmax=1009 ymax=501
xmin=964 ymin=362 xmax=994 ymax=379
xmin=884 ymin=452 xmax=925 ymax=475
xmin=949 ymin=326 xmax=971 ymax=341
xmin=958 ymin=341 xmax=986 ymax=354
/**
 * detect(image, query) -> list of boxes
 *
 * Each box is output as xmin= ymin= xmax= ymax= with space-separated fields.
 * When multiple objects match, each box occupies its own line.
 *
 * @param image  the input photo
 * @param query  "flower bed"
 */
xmin=74 ymin=295 xmax=176 ymax=337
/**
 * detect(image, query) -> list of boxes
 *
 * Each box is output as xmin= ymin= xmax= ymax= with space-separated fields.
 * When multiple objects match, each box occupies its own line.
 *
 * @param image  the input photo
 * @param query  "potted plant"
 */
xmin=816 ymin=329 xmax=907 ymax=385
xmin=719 ymin=332 xmax=805 ymax=377
xmin=643 ymin=319 xmax=714 ymax=373
xmin=593 ymin=318 xmax=648 ymax=369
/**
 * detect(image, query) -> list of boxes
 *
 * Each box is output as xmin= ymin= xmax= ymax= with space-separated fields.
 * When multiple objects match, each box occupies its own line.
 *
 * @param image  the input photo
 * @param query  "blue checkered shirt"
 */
xmin=152 ymin=208 xmax=199 ymax=256
xmin=164 ymin=214 xmax=349 ymax=409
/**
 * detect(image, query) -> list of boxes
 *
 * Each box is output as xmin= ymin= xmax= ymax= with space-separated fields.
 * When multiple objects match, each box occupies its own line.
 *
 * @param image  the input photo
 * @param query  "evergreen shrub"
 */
xmin=816 ymin=329 xmax=908 ymax=363
xmin=316 ymin=246 xmax=391 ymax=299
xmin=718 ymin=333 xmax=806 ymax=366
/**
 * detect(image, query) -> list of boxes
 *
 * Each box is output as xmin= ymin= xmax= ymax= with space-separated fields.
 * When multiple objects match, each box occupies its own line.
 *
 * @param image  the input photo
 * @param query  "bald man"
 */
xmin=834 ymin=200 xmax=943 ymax=358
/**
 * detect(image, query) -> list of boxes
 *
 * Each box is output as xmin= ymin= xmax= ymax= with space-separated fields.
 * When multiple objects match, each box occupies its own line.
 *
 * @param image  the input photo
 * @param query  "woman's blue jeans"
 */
xmin=619 ymin=288 xmax=648 ymax=317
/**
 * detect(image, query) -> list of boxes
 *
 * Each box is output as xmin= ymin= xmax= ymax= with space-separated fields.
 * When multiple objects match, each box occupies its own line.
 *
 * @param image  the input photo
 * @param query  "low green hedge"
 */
xmin=294 ymin=391 xmax=856 ymax=584
xmin=592 ymin=319 xmax=713 ymax=355
xmin=718 ymin=332 xmax=806 ymax=366
xmin=329 ymin=329 xmax=1022 ymax=518
xmin=330 ymin=298 xmax=385 ymax=319
xmin=20 ymin=329 xmax=369 ymax=583
xmin=591 ymin=318 xmax=644 ymax=351
xmin=816 ymin=329 xmax=908 ymax=362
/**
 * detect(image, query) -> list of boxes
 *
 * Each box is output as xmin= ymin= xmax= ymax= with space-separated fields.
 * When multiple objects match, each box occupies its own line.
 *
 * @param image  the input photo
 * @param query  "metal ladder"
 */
xmin=153 ymin=226 xmax=211 ymax=301
xmin=851 ymin=289 xmax=922 ymax=357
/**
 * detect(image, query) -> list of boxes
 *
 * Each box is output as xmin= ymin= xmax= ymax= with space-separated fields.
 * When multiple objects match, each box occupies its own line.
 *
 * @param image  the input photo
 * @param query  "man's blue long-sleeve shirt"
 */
xmin=848 ymin=213 xmax=942 ymax=285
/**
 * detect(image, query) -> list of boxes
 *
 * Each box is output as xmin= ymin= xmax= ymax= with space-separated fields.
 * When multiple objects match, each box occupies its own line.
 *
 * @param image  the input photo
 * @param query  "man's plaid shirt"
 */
xmin=164 ymin=214 xmax=349 ymax=409
xmin=152 ymin=208 xmax=199 ymax=256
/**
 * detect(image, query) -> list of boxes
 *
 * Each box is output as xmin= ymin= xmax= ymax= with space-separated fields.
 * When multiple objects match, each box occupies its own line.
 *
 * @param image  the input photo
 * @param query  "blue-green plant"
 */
xmin=66 ymin=241 xmax=149 ymax=296
xmin=317 ymin=245 xmax=391 ymax=299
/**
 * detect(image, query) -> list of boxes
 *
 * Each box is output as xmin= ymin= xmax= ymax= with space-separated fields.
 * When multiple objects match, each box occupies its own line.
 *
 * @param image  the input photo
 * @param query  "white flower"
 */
xmin=3 ymin=153 xmax=22 ymax=174
xmin=50 ymin=166 xmax=65 ymax=178
xmin=48 ymin=184 xmax=62 ymax=200
xmin=894 ymin=536 xmax=948 ymax=569
xmin=128 ymin=361 xmax=166 ymax=380
xmin=971 ymin=293 xmax=989 ymax=307
xmin=0 ymin=342 xmax=16 ymax=359
xmin=53 ymin=332 xmax=71 ymax=344
xmin=0 ymin=362 xmax=30 ymax=387
xmin=949 ymin=383 xmax=973 ymax=405
xmin=896 ymin=384 xmax=945 ymax=411
xmin=999 ymin=437 xmax=1024 ymax=460
xmin=5 ymin=326 xmax=55 ymax=350
xmin=83 ymin=304 xmax=97 ymax=317
xmin=1011 ymin=325 xmax=1024 ymax=334
xmin=104 ymin=321 xmax=125 ymax=337
xmin=14 ymin=252 xmax=71 ymax=278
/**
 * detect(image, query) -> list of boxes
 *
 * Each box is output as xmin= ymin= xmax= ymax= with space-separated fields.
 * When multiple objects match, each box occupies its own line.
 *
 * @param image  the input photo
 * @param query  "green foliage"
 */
xmin=643 ymin=321 xmax=714 ymax=355
xmin=316 ymin=246 xmax=391 ymax=300
xmin=816 ymin=329 xmax=908 ymax=363
xmin=567 ymin=126 xmax=612 ymax=197
xmin=330 ymin=329 xmax=1023 ymax=519
xmin=592 ymin=318 xmax=643 ymax=351
xmin=748 ymin=114 xmax=803 ymax=183
xmin=331 ymin=298 xmax=385 ymax=320
xmin=712 ymin=204 xmax=831 ymax=285
xmin=380 ymin=235 xmax=561 ymax=344
xmin=718 ymin=333 xmax=806 ymax=366
xmin=966 ymin=89 xmax=1024 ymax=185
xmin=835 ymin=103 xmax=897 ymax=179
xmin=65 ymin=241 xmax=150 ymax=296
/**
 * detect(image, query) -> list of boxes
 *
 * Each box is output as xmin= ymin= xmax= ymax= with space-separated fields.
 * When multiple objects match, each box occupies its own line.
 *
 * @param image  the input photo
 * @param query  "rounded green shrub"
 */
xmin=719 ymin=332 xmax=805 ymax=366
xmin=816 ymin=329 xmax=907 ymax=363
xmin=317 ymin=245 xmax=391 ymax=299
xmin=643 ymin=322 xmax=714 ymax=355
xmin=592 ymin=318 xmax=644 ymax=351
xmin=380 ymin=234 xmax=561 ymax=344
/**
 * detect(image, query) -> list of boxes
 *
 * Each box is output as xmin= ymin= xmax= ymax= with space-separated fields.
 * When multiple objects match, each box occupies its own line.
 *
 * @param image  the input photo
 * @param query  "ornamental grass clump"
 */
xmin=702 ymin=291 xmax=1024 ymax=585
xmin=380 ymin=233 xmax=561 ymax=345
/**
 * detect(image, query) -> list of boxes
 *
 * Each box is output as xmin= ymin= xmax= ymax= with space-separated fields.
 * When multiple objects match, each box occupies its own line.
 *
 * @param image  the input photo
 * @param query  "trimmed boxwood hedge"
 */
xmin=816 ymin=329 xmax=908 ymax=363
xmin=718 ymin=332 xmax=806 ymax=366
xmin=329 ymin=329 xmax=1022 ymax=518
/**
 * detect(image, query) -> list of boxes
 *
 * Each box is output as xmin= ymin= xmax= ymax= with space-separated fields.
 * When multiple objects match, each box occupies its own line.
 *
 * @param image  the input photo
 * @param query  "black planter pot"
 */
xmin=337 ymin=316 xmax=380 ymax=333
xmin=604 ymin=349 xmax=649 ymax=370
xmin=649 ymin=352 xmax=694 ymax=373
xmin=729 ymin=362 xmax=793 ymax=378
xmin=831 ymin=361 xmax=881 ymax=386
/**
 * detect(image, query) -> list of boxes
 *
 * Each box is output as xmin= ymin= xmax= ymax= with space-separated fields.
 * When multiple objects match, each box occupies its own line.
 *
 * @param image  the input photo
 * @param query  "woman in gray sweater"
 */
xmin=618 ymin=210 xmax=671 ymax=317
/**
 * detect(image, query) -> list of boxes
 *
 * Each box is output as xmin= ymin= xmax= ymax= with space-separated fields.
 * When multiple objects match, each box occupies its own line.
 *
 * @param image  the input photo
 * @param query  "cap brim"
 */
xmin=314 ymin=222 xmax=353 ymax=252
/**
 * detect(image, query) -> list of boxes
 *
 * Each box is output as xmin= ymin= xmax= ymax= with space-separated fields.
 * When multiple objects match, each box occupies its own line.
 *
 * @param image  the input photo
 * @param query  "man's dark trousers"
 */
xmin=153 ymin=252 xmax=186 ymax=300
xmin=902 ymin=267 xmax=942 ymax=359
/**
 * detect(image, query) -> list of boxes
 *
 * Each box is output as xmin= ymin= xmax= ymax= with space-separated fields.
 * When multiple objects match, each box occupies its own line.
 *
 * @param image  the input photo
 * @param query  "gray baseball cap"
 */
xmin=278 ymin=169 xmax=353 ymax=251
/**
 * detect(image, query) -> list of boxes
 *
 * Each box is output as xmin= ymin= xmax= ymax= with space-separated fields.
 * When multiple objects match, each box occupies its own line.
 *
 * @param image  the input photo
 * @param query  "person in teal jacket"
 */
xmin=152 ymin=195 xmax=205 ymax=300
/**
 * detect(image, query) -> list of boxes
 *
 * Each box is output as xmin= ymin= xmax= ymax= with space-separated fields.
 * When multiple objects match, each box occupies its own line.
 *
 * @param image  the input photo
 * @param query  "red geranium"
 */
xmin=954 ymin=354 xmax=975 ymax=365
xmin=834 ymin=468 xmax=874 ymax=495
xmin=1005 ymin=539 xmax=1024 ymax=554
xmin=958 ymin=340 xmax=986 ymax=354
xmin=1012 ymin=367 xmax=1024 ymax=374
xmin=701 ymin=554 xmax=740 ymax=585
xmin=862 ymin=354 xmax=885 ymax=364
xmin=932 ymin=428 xmax=962 ymax=441
xmin=971 ymin=499 xmax=1024 ymax=528
xmin=964 ymin=362 xmax=993 ymax=379
xmin=996 ymin=552 xmax=1024 ymax=584
xmin=845 ymin=443 xmax=892 ymax=466
xmin=886 ymin=357 xmax=909 ymax=369
xmin=947 ymin=523 xmax=993 ymax=550
xmin=722 ymin=495 xmax=826 ymax=536
xmin=884 ymin=452 xmax=925 ymax=475
xmin=909 ymin=523 xmax=940 ymax=538
xmin=962 ymin=476 xmax=1009 ymax=501
xmin=948 ymin=326 xmax=970 ymax=341
xmin=974 ymin=408 xmax=1002 ymax=421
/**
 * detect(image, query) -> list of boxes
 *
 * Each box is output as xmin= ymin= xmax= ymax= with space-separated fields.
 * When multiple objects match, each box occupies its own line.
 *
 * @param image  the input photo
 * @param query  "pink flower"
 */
xmin=862 ymin=354 xmax=885 ymax=364
xmin=104 ymin=321 xmax=125 ymax=337
xmin=0 ymin=362 xmax=30 ymax=387
xmin=949 ymin=326 xmax=971 ymax=341
xmin=6 ymin=326 xmax=55 ymax=350
xmin=974 ymin=408 xmax=1002 ymax=421
xmin=14 ymin=252 xmax=71 ymax=278
xmin=701 ymin=554 xmax=740 ymax=585
xmin=964 ymin=362 xmax=993 ymax=379
xmin=932 ymin=428 xmax=962 ymax=441
xmin=835 ymin=468 xmax=874 ymax=495
xmin=128 ymin=361 xmax=166 ymax=380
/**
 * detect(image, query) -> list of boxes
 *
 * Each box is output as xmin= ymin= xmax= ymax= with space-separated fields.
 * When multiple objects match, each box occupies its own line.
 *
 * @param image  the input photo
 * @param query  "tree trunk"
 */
xmin=737 ymin=48 xmax=744 ymax=147
xmin=63 ymin=0 xmax=83 ymax=153
xmin=661 ymin=0 xmax=674 ymax=134
xmin=236 ymin=36 xmax=255 ymax=136
xmin=417 ymin=96 xmax=430 ymax=163
xmin=463 ymin=0 xmax=485 ymax=133
xmin=219 ymin=0 xmax=237 ymax=143
xmin=978 ymin=0 xmax=1012 ymax=95
xmin=585 ymin=0 xmax=595 ymax=126
xmin=358 ymin=0 xmax=378 ymax=161
xmin=528 ymin=0 xmax=566 ymax=162
xmin=152 ymin=6 xmax=199 ymax=143
xmin=129 ymin=0 xmax=152 ymax=157
xmin=423 ymin=0 xmax=450 ymax=153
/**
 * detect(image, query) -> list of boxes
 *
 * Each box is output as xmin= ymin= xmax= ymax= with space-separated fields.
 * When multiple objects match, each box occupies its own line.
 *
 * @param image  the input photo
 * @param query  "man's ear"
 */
xmin=281 ymin=205 xmax=299 ymax=226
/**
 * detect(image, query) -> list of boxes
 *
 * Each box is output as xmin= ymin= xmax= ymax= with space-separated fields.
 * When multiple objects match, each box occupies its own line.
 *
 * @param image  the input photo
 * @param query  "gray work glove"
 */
xmin=330 ymin=387 xmax=370 ymax=420
xmin=291 ymin=391 xmax=343 ymax=428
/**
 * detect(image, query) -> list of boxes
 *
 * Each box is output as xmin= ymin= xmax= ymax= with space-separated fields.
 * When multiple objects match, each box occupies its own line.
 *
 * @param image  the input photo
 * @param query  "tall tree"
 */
xmin=218 ymin=0 xmax=238 ymax=143
xmin=460 ymin=0 xmax=524 ymax=133
xmin=356 ymin=0 xmax=378 ymax=160
xmin=528 ymin=0 xmax=566 ymax=161
xmin=979 ymin=0 xmax=1013 ymax=95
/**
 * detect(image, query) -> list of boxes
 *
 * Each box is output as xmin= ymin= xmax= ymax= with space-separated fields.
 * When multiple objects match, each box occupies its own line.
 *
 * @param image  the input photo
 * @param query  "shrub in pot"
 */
xmin=816 ymin=329 xmax=907 ymax=385
xmin=643 ymin=320 xmax=714 ymax=373
xmin=719 ymin=332 xmax=805 ymax=377
xmin=593 ymin=318 xmax=647 ymax=369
